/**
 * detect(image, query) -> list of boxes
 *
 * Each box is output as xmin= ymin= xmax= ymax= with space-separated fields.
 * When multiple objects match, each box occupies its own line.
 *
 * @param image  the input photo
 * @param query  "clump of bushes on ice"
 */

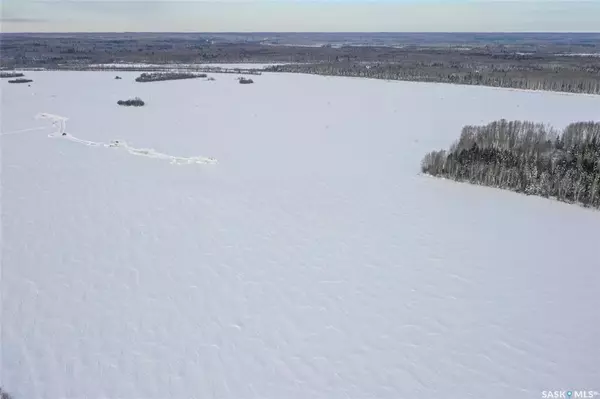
xmin=117 ymin=97 xmax=145 ymax=107
xmin=135 ymin=72 xmax=206 ymax=83
xmin=421 ymin=119 xmax=600 ymax=209
xmin=0 ymin=387 xmax=13 ymax=399
xmin=238 ymin=77 xmax=254 ymax=84
xmin=8 ymin=78 xmax=33 ymax=84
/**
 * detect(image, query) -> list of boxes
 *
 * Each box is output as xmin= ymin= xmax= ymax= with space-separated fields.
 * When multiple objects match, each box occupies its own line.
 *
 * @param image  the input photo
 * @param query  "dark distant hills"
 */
xmin=2 ymin=32 xmax=599 ymax=49
xmin=2 ymin=32 xmax=598 ymax=95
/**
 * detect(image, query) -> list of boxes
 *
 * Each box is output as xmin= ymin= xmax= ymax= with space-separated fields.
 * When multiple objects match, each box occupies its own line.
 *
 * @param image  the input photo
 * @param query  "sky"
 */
xmin=1 ymin=0 xmax=599 ymax=33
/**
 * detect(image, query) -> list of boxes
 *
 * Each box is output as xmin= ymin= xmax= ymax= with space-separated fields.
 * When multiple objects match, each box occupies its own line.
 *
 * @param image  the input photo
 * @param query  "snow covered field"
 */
xmin=1 ymin=71 xmax=600 ymax=399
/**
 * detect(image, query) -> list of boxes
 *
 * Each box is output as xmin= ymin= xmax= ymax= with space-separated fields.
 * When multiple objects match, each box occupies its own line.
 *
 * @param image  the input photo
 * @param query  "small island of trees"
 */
xmin=238 ymin=77 xmax=254 ymax=84
xmin=8 ymin=78 xmax=33 ymax=84
xmin=117 ymin=97 xmax=145 ymax=107
xmin=421 ymin=119 xmax=600 ymax=209
xmin=135 ymin=72 xmax=206 ymax=83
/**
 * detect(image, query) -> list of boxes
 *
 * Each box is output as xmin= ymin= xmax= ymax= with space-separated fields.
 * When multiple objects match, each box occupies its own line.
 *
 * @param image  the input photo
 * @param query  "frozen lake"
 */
xmin=2 ymin=71 xmax=600 ymax=398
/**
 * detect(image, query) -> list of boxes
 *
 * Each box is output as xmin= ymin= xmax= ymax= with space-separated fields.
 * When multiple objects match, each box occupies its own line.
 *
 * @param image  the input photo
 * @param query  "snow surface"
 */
xmin=1 ymin=71 xmax=600 ymax=399
xmin=88 ymin=63 xmax=287 ymax=70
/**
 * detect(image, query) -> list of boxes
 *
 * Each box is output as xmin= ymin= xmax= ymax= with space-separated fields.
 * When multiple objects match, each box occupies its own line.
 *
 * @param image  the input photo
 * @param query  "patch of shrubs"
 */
xmin=117 ymin=97 xmax=145 ymax=107
xmin=238 ymin=77 xmax=254 ymax=84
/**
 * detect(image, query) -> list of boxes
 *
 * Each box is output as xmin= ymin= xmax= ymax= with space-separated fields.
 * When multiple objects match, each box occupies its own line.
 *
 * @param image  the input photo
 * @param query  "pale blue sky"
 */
xmin=1 ymin=0 xmax=599 ymax=32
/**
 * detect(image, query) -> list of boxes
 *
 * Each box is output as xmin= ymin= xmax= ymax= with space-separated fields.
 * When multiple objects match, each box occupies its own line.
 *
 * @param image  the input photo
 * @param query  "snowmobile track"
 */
xmin=36 ymin=113 xmax=217 ymax=165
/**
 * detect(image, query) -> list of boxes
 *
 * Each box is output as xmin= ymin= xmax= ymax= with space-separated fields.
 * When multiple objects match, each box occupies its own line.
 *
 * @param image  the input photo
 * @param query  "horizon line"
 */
xmin=2 ymin=31 xmax=600 ymax=34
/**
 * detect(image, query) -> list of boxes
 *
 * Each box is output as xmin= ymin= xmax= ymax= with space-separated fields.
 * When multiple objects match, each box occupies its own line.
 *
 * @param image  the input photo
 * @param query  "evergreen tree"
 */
xmin=421 ymin=120 xmax=600 ymax=209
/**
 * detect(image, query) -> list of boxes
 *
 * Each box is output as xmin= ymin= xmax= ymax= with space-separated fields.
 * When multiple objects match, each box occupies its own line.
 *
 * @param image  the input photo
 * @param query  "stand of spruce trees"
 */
xmin=421 ymin=120 xmax=600 ymax=209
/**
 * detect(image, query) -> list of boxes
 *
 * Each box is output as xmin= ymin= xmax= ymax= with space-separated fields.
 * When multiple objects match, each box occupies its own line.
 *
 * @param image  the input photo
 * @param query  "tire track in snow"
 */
xmin=36 ymin=113 xmax=217 ymax=165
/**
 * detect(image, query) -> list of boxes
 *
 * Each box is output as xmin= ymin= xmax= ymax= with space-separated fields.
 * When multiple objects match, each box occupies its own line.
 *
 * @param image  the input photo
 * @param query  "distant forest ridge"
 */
xmin=1 ymin=32 xmax=600 ymax=46
xmin=422 ymin=120 xmax=600 ymax=209
xmin=1 ymin=32 xmax=599 ymax=95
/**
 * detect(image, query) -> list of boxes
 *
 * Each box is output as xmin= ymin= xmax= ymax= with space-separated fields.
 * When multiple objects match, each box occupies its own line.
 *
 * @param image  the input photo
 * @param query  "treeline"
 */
xmin=264 ymin=63 xmax=600 ymax=95
xmin=421 ymin=120 xmax=600 ymax=209
xmin=135 ymin=72 xmax=206 ymax=82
